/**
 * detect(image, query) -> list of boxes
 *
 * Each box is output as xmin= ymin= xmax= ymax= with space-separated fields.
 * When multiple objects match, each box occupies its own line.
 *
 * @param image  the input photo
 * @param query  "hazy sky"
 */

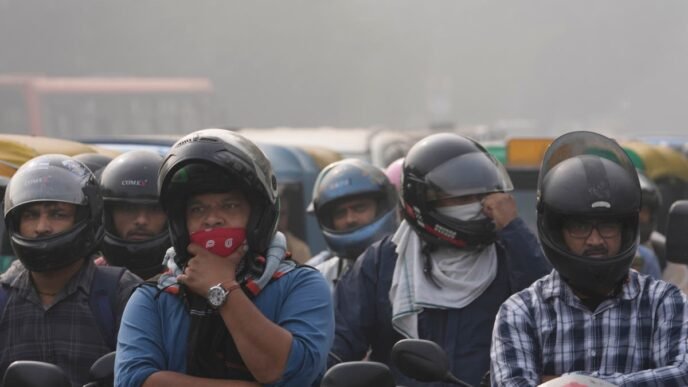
xmin=1 ymin=1 xmax=687 ymax=137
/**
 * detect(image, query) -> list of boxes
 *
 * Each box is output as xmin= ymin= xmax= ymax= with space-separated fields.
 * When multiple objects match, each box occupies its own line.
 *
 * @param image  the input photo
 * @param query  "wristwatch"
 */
xmin=207 ymin=282 xmax=240 ymax=309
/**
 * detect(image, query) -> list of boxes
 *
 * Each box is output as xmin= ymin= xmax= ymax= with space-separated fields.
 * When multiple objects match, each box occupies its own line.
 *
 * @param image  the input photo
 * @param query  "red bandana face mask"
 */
xmin=190 ymin=227 xmax=247 ymax=257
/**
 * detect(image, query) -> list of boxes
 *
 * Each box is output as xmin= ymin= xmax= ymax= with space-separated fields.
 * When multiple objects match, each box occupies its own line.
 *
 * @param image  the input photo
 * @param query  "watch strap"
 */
xmin=222 ymin=281 xmax=241 ymax=296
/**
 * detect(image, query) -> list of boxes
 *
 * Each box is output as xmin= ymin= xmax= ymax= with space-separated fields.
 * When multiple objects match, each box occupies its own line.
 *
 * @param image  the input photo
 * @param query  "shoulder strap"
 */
xmin=90 ymin=266 xmax=126 ymax=350
xmin=0 ymin=284 xmax=8 ymax=318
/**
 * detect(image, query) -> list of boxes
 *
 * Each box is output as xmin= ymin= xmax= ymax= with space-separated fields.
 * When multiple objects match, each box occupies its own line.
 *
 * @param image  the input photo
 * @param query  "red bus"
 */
xmin=0 ymin=75 xmax=217 ymax=137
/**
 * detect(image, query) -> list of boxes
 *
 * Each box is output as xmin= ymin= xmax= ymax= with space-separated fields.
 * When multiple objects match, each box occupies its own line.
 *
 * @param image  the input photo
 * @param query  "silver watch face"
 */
xmin=207 ymin=285 xmax=227 ymax=308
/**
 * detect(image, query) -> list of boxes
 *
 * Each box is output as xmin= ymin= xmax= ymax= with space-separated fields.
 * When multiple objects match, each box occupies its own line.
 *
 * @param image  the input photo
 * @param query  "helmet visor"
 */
xmin=4 ymin=162 xmax=90 ymax=217
xmin=423 ymin=152 xmax=513 ymax=201
xmin=538 ymin=131 xmax=638 ymax=192
xmin=166 ymin=162 xmax=240 ymax=197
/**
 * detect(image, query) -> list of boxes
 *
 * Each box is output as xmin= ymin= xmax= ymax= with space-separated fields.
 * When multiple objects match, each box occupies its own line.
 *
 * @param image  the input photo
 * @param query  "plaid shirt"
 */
xmin=491 ymin=270 xmax=688 ymax=387
xmin=0 ymin=259 xmax=140 ymax=386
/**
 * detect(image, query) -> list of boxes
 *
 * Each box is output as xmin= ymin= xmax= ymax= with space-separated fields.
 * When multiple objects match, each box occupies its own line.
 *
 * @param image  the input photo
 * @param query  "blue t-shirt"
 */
xmin=115 ymin=267 xmax=334 ymax=387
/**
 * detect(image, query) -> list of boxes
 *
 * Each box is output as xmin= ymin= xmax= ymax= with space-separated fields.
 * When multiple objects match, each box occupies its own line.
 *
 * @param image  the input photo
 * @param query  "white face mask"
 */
xmin=435 ymin=202 xmax=486 ymax=221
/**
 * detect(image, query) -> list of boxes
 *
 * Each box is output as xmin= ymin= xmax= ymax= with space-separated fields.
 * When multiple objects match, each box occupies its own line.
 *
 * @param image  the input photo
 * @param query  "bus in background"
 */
xmin=0 ymin=75 xmax=217 ymax=137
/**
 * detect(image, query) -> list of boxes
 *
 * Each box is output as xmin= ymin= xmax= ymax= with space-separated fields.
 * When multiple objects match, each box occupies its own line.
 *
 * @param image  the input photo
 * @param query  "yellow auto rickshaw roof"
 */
xmin=506 ymin=138 xmax=553 ymax=167
xmin=622 ymin=141 xmax=688 ymax=181
xmin=0 ymin=160 xmax=18 ymax=178
xmin=0 ymin=134 xmax=120 ymax=173
xmin=298 ymin=145 xmax=343 ymax=170
xmin=88 ymin=145 xmax=121 ymax=159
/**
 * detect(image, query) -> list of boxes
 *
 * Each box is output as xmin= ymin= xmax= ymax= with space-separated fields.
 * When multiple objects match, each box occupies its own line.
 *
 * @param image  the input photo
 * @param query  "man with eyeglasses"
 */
xmin=561 ymin=218 xmax=623 ymax=258
xmin=491 ymin=131 xmax=688 ymax=386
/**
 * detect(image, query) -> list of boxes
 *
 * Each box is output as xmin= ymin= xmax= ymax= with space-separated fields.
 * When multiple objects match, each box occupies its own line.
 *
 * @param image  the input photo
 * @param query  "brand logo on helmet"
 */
xmin=175 ymin=133 xmax=202 ymax=148
xmin=121 ymin=179 xmax=149 ymax=187
xmin=591 ymin=201 xmax=611 ymax=208
xmin=327 ymin=179 xmax=352 ymax=191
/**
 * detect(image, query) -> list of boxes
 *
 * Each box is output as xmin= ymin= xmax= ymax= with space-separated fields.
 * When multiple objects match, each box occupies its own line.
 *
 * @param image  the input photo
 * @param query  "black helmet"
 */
xmin=638 ymin=171 xmax=662 ymax=243
xmin=537 ymin=131 xmax=640 ymax=296
xmin=3 ymin=154 xmax=104 ymax=272
xmin=99 ymin=150 xmax=169 ymax=279
xmin=73 ymin=153 xmax=113 ymax=181
xmin=401 ymin=133 xmax=513 ymax=248
xmin=158 ymin=129 xmax=279 ymax=266
xmin=310 ymin=159 xmax=398 ymax=259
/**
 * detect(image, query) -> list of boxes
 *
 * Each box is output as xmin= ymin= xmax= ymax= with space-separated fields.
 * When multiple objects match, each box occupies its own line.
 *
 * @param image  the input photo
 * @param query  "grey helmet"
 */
xmin=4 ymin=154 xmax=104 ymax=272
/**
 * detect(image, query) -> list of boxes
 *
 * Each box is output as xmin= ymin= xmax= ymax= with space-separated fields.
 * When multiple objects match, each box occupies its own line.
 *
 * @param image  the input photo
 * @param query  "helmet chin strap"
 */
xmin=420 ymin=243 xmax=442 ymax=289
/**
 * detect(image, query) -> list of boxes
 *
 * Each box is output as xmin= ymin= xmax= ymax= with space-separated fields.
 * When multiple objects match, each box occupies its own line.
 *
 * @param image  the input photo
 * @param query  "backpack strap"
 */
xmin=0 ymin=284 xmax=8 ymax=318
xmin=90 ymin=266 xmax=126 ymax=350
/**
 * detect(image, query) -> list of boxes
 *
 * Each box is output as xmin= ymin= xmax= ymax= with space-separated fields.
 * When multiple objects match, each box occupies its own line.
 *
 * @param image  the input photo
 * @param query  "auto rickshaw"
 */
xmin=482 ymin=137 xmax=552 ymax=232
xmin=622 ymin=141 xmax=688 ymax=234
xmin=0 ymin=160 xmax=17 ymax=178
xmin=237 ymin=126 xmax=417 ymax=169
xmin=255 ymin=143 xmax=330 ymax=258
xmin=0 ymin=134 xmax=119 ymax=166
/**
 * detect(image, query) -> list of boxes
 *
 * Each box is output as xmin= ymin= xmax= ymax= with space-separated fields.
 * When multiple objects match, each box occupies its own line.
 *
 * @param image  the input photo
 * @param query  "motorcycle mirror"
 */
xmin=86 ymin=351 xmax=116 ymax=386
xmin=391 ymin=339 xmax=471 ymax=386
xmin=1 ymin=360 xmax=71 ymax=387
xmin=320 ymin=361 xmax=395 ymax=387
xmin=665 ymin=200 xmax=688 ymax=264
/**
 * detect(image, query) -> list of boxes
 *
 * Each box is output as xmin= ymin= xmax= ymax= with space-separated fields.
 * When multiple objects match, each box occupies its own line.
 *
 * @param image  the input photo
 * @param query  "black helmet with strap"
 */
xmin=401 ymin=133 xmax=513 ymax=249
xmin=158 ymin=129 xmax=279 ymax=267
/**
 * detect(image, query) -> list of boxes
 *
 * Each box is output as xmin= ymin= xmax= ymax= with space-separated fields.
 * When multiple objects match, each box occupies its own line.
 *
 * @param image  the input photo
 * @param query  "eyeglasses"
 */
xmin=563 ymin=219 xmax=622 ymax=239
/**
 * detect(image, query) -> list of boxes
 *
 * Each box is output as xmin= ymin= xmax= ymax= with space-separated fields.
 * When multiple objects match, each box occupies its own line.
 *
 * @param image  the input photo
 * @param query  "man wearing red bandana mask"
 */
xmin=189 ymin=226 xmax=247 ymax=258
xmin=115 ymin=129 xmax=334 ymax=387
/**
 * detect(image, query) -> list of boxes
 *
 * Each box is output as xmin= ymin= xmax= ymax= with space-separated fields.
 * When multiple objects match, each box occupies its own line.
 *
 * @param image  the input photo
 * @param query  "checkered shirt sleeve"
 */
xmin=491 ymin=271 xmax=688 ymax=387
